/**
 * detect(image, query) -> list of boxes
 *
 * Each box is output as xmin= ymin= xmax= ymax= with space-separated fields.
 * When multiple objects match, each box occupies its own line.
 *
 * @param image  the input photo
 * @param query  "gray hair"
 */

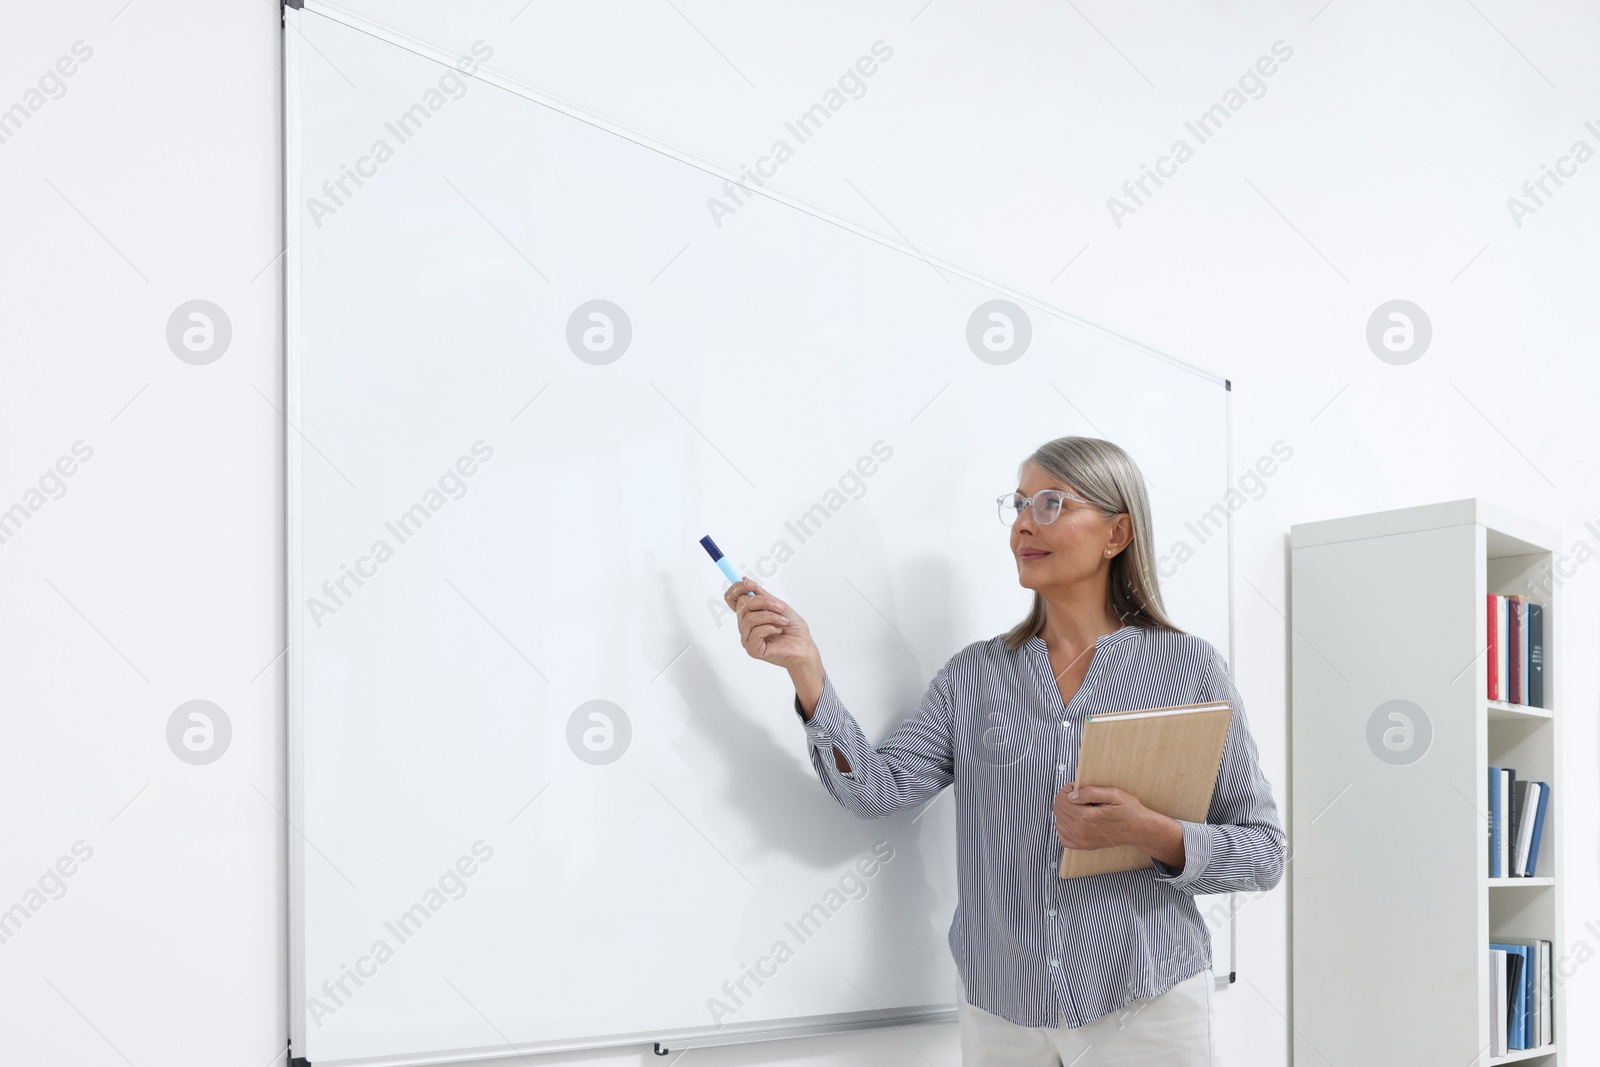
xmin=1000 ymin=436 xmax=1184 ymax=651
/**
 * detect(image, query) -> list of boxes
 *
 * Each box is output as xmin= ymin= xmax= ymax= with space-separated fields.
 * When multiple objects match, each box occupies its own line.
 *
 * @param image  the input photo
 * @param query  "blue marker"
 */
xmin=700 ymin=535 xmax=754 ymax=596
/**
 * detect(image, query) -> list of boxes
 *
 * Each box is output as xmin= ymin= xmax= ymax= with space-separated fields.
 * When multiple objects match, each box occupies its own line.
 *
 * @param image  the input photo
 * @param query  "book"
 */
xmin=1507 ymin=771 xmax=1523 ymax=874
xmin=1527 ymin=602 xmax=1544 ymax=708
xmin=1500 ymin=937 xmax=1553 ymax=1048
xmin=1536 ymin=940 xmax=1548 ymax=1043
xmin=1500 ymin=769 xmax=1512 ymax=879
xmin=1489 ymin=949 xmax=1507 ymax=1056
xmin=1519 ymin=595 xmax=1530 ymax=704
xmin=1498 ymin=596 xmax=1509 ymax=702
xmin=1492 ymin=942 xmax=1530 ymax=1048
xmin=1058 ymin=700 xmax=1232 ymax=879
xmin=1525 ymin=781 xmax=1550 ymax=877
xmin=1507 ymin=948 xmax=1525 ymax=1048
xmin=1488 ymin=766 xmax=1502 ymax=877
xmin=1513 ymin=780 xmax=1537 ymax=876
xmin=1489 ymin=766 xmax=1501 ymax=876
xmin=1508 ymin=595 xmax=1523 ymax=704
xmin=1487 ymin=594 xmax=1500 ymax=701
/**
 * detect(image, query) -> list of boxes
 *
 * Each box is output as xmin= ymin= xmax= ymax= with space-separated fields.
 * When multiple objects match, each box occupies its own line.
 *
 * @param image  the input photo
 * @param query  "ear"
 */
xmin=1105 ymin=513 xmax=1133 ymax=557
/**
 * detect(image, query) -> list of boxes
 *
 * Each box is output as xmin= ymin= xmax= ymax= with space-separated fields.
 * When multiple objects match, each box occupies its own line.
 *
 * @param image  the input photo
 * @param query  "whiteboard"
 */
xmin=285 ymin=7 xmax=1236 ymax=1064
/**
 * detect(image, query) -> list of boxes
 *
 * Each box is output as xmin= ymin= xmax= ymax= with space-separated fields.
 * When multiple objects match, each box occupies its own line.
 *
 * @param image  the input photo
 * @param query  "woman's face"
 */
xmin=1008 ymin=461 xmax=1131 ymax=595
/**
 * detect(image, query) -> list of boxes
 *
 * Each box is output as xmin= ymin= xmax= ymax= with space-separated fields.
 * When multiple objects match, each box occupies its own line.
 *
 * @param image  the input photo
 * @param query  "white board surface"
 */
xmin=286 ymin=8 xmax=1236 ymax=1064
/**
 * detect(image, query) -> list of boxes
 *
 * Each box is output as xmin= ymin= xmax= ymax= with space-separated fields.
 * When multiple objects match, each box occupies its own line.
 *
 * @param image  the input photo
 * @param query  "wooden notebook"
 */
xmin=1058 ymin=700 xmax=1233 ymax=878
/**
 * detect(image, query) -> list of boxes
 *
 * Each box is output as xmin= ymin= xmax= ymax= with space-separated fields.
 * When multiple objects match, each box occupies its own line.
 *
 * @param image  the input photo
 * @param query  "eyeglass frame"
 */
xmin=997 ymin=488 xmax=1100 ymax=526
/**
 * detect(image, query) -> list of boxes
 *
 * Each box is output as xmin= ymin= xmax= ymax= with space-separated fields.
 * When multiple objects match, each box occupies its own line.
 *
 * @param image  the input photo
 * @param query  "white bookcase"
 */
xmin=1289 ymin=499 xmax=1563 ymax=1066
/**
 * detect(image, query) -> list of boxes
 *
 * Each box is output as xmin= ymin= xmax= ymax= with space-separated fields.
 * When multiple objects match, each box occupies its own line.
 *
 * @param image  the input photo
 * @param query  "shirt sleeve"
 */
xmin=1150 ymin=649 xmax=1287 ymax=894
xmin=793 ymin=665 xmax=956 ymax=819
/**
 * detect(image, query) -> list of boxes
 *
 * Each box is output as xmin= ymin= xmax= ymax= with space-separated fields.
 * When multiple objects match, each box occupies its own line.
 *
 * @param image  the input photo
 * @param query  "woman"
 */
xmin=723 ymin=435 xmax=1285 ymax=1066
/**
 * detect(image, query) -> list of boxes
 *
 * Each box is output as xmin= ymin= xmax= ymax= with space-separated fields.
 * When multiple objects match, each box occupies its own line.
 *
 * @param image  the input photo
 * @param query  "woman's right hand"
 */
xmin=724 ymin=578 xmax=817 ymax=673
xmin=725 ymin=578 xmax=837 ymax=750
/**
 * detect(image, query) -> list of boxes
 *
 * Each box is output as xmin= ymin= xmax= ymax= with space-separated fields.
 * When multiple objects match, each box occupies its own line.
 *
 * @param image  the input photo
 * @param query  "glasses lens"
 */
xmin=998 ymin=493 xmax=1024 ymax=525
xmin=1034 ymin=492 xmax=1063 ymax=524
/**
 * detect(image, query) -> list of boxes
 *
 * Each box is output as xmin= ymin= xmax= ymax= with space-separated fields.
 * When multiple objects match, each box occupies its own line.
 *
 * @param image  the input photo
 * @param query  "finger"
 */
xmin=736 ymin=593 xmax=787 ymax=621
xmin=746 ymin=608 xmax=789 ymax=627
xmin=723 ymin=579 xmax=758 ymax=604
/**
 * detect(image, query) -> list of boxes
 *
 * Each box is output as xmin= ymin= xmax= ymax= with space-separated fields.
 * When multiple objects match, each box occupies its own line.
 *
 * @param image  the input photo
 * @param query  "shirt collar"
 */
xmin=1024 ymin=624 xmax=1141 ymax=656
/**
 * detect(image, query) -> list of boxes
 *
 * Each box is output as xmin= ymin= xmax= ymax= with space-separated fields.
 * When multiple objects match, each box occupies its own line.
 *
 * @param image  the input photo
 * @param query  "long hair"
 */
xmin=1000 ymin=436 xmax=1184 ymax=651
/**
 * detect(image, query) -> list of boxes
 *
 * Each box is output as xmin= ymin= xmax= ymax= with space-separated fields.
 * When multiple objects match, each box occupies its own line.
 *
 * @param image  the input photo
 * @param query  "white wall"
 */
xmin=5 ymin=2 xmax=1600 ymax=1065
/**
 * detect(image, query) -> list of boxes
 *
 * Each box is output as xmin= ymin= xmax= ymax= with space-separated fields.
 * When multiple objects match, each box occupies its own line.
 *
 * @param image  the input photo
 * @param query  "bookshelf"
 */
xmin=1288 ymin=499 xmax=1563 ymax=1067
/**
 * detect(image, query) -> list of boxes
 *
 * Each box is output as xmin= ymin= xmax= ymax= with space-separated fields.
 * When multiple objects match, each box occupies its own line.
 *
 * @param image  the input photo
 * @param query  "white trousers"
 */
xmin=958 ymin=969 xmax=1216 ymax=1067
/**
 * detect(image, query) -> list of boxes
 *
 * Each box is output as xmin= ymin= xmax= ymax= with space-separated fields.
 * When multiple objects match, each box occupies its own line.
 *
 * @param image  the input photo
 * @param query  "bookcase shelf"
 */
xmin=1489 ymin=1047 xmax=1557 ymax=1065
xmin=1289 ymin=499 xmax=1563 ymax=1067
xmin=1488 ymin=701 xmax=1552 ymax=722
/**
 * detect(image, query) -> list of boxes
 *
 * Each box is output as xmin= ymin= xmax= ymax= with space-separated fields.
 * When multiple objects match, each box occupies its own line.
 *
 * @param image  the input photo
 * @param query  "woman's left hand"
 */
xmin=1052 ymin=782 xmax=1157 ymax=852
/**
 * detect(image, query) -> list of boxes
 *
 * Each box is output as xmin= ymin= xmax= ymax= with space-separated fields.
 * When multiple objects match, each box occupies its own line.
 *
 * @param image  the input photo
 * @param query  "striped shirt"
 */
xmin=793 ymin=623 xmax=1286 ymax=1029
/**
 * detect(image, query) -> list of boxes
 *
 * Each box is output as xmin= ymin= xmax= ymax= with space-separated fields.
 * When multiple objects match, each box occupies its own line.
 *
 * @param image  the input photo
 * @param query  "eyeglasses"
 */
xmin=997 ymin=488 xmax=1096 ymax=526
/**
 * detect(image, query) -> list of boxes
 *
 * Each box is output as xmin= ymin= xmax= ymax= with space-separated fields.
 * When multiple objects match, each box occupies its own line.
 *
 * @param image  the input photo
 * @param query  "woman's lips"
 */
xmin=1019 ymin=549 xmax=1050 ymax=561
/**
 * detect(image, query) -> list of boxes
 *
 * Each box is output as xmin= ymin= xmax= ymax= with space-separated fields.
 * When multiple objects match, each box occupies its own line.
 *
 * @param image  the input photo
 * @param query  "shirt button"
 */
xmin=1062 ymin=721 xmax=1071 ymax=729
xmin=1047 ymin=908 xmax=1057 ymax=917
xmin=1050 ymin=958 xmax=1061 ymax=968
xmin=1057 ymin=763 xmax=1066 ymax=773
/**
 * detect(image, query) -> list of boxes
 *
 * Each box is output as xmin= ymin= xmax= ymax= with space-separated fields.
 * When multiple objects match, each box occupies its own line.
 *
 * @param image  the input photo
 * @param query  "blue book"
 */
xmin=1491 ymin=942 xmax=1533 ymax=1048
xmin=1488 ymin=767 xmax=1502 ymax=877
xmin=1525 ymin=782 xmax=1550 ymax=877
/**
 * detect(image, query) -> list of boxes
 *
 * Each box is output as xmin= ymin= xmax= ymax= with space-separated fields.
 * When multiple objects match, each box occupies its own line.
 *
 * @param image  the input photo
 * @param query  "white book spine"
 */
xmin=1541 ymin=940 xmax=1551 ymax=1046
xmin=1490 ymin=949 xmax=1507 ymax=1057
xmin=1499 ymin=770 xmax=1511 ymax=878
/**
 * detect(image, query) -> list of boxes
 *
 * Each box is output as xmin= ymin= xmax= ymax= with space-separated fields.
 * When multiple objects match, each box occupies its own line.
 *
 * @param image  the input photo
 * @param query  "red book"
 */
xmin=1508 ymin=596 xmax=1524 ymax=704
xmin=1486 ymin=593 xmax=1499 ymax=701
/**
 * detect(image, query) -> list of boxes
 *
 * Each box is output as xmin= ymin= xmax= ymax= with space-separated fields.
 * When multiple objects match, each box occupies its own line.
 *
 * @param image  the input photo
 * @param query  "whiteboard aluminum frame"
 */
xmin=284 ymin=3 xmax=311 ymax=1059
xmin=282 ymin=3 xmax=1237 ymax=1060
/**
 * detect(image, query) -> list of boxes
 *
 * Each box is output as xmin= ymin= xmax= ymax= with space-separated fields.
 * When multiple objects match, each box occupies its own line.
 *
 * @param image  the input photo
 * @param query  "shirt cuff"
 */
xmin=795 ymin=675 xmax=837 ymax=735
xmin=794 ymin=691 xmax=821 ymax=729
xmin=794 ymin=677 xmax=855 ymax=774
xmin=1151 ymin=819 xmax=1213 ymax=889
